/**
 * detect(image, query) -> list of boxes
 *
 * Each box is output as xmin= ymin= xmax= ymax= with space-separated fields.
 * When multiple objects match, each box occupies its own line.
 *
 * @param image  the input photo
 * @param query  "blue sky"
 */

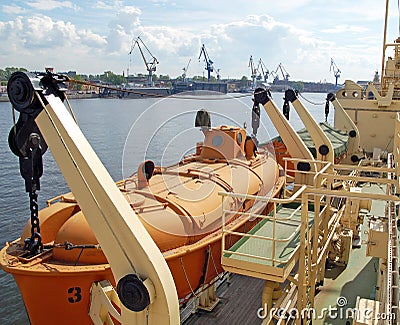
xmin=0 ymin=0 xmax=399 ymax=83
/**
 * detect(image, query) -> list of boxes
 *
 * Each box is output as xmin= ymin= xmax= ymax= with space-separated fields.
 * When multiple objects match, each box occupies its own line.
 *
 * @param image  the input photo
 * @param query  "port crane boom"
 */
xmin=275 ymin=63 xmax=290 ymax=81
xmin=129 ymin=36 xmax=159 ymax=86
xmin=257 ymin=58 xmax=269 ymax=82
xmin=249 ymin=55 xmax=257 ymax=88
xmin=182 ymin=59 xmax=191 ymax=82
xmin=330 ymin=58 xmax=341 ymax=87
xmin=198 ymin=44 xmax=214 ymax=82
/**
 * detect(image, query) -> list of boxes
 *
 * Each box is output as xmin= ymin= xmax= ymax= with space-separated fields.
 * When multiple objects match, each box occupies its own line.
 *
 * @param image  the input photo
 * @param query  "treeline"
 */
xmin=0 ymin=67 xmax=252 ymax=88
xmin=0 ymin=67 xmax=173 ymax=85
xmin=0 ymin=67 xmax=243 ymax=84
xmin=75 ymin=71 xmax=126 ymax=85
xmin=0 ymin=67 xmax=28 ymax=84
xmin=0 ymin=68 xmax=129 ymax=85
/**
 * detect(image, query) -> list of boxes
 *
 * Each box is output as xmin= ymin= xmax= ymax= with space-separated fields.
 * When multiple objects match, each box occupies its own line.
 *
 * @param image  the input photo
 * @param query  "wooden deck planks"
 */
xmin=183 ymin=274 xmax=264 ymax=325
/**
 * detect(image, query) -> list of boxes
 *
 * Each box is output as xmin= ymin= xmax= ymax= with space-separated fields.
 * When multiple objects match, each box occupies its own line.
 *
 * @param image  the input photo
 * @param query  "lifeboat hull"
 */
xmin=1 ymin=204 xmax=270 ymax=324
xmin=1 ymin=125 xmax=284 ymax=323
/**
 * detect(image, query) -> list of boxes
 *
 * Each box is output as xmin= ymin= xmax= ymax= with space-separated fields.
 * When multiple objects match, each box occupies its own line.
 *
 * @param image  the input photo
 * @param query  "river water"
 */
xmin=0 ymin=91 xmax=330 ymax=324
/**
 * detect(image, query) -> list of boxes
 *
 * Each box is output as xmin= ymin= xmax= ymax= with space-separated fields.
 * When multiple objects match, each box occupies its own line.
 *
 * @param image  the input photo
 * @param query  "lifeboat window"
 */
xmin=237 ymin=132 xmax=243 ymax=145
xmin=212 ymin=135 xmax=223 ymax=147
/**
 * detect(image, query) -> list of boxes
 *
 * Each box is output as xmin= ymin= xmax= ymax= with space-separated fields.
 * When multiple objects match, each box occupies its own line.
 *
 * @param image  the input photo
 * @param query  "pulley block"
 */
xmin=117 ymin=274 xmax=151 ymax=312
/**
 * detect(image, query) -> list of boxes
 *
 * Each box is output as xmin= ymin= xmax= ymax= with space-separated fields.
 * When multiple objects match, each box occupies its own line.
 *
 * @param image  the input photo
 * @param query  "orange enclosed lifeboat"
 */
xmin=1 ymin=123 xmax=284 ymax=324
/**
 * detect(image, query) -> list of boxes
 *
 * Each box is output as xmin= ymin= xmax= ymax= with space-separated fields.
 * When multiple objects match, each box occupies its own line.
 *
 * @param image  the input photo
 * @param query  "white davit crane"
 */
xmin=6 ymin=71 xmax=180 ymax=324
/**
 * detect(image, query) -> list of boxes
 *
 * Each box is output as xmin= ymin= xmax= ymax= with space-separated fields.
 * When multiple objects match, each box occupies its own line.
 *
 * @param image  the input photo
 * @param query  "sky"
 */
xmin=0 ymin=0 xmax=399 ymax=83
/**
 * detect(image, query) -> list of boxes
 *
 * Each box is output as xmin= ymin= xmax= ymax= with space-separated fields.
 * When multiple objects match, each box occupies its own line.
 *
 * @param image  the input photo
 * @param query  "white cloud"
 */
xmin=108 ymin=6 xmax=142 ymax=33
xmin=27 ymin=0 xmax=79 ymax=11
xmin=94 ymin=0 xmax=124 ymax=10
xmin=0 ymin=14 xmax=110 ymax=73
xmin=150 ymin=0 xmax=176 ymax=7
xmin=0 ymin=14 xmax=107 ymax=50
xmin=94 ymin=1 xmax=114 ymax=10
xmin=0 ymin=1 xmax=388 ymax=80
xmin=78 ymin=29 xmax=107 ymax=48
xmin=322 ymin=24 xmax=369 ymax=34
xmin=2 ymin=4 xmax=26 ymax=14
xmin=20 ymin=16 xmax=77 ymax=48
xmin=104 ymin=5 xmax=143 ymax=54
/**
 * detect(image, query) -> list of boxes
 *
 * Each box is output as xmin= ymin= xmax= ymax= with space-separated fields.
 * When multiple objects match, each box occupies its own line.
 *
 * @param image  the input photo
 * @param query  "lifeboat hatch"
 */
xmin=129 ymin=193 xmax=146 ymax=207
xmin=200 ymin=126 xmax=246 ymax=160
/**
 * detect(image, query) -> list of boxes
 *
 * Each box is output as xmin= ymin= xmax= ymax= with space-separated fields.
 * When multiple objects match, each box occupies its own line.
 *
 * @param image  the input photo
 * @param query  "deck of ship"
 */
xmin=183 ymin=273 xmax=265 ymax=324
xmin=184 ymin=181 xmax=394 ymax=325
xmin=313 ymin=182 xmax=387 ymax=324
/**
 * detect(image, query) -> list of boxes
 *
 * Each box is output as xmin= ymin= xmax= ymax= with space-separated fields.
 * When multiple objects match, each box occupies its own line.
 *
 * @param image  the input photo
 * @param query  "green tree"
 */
xmin=192 ymin=75 xmax=217 ymax=82
xmin=157 ymin=74 xmax=170 ymax=80
xmin=240 ymin=76 xmax=249 ymax=88
xmin=292 ymin=81 xmax=304 ymax=92
xmin=0 ymin=67 xmax=28 ymax=81
xmin=72 ymin=75 xmax=84 ymax=91
xmin=99 ymin=71 xmax=126 ymax=85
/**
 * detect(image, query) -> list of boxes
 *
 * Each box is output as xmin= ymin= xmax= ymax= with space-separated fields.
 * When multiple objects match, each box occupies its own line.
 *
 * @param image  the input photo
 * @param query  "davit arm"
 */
xmin=7 ymin=71 xmax=179 ymax=324
xmin=326 ymin=93 xmax=361 ymax=163
xmin=284 ymin=89 xmax=334 ymax=164
xmin=253 ymin=88 xmax=316 ymax=186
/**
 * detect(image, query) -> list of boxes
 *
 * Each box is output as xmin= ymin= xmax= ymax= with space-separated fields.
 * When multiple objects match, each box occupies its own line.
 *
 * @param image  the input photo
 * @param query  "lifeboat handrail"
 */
xmin=133 ymin=189 xmax=196 ymax=226
xmin=218 ymin=184 xmax=307 ymax=204
xmin=161 ymin=168 xmax=234 ymax=193
xmin=228 ymin=158 xmax=265 ymax=184
xmin=46 ymin=195 xmax=64 ymax=206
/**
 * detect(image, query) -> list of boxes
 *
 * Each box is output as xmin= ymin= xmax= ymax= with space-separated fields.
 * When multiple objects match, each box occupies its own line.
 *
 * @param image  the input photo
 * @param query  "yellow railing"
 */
xmin=282 ymin=157 xmax=332 ymax=197
xmin=220 ymin=159 xmax=400 ymax=322
xmin=219 ymin=185 xmax=308 ymax=268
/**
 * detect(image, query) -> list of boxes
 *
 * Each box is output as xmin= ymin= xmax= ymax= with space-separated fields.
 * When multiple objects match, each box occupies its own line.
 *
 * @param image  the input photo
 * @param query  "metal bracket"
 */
xmin=89 ymin=280 xmax=122 ymax=325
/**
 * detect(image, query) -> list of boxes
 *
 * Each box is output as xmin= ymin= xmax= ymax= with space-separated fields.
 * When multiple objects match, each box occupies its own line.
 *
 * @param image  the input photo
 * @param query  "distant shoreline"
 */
xmin=0 ymin=88 xmax=337 ymax=104
xmin=0 ymin=93 xmax=99 ymax=102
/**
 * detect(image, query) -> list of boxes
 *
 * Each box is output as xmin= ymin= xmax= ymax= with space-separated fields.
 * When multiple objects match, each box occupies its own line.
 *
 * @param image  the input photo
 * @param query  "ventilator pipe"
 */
xmin=137 ymin=160 xmax=155 ymax=190
xmin=245 ymin=136 xmax=257 ymax=160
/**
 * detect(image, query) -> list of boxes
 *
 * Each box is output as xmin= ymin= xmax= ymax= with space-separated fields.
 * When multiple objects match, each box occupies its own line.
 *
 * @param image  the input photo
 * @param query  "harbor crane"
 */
xmin=270 ymin=69 xmax=278 ymax=81
xmin=274 ymin=63 xmax=290 ymax=81
xmin=330 ymin=58 xmax=341 ymax=87
xmin=249 ymin=55 xmax=257 ymax=88
xmin=129 ymin=36 xmax=159 ymax=86
xmin=257 ymin=58 xmax=269 ymax=82
xmin=182 ymin=59 xmax=191 ymax=82
xmin=198 ymin=44 xmax=214 ymax=82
